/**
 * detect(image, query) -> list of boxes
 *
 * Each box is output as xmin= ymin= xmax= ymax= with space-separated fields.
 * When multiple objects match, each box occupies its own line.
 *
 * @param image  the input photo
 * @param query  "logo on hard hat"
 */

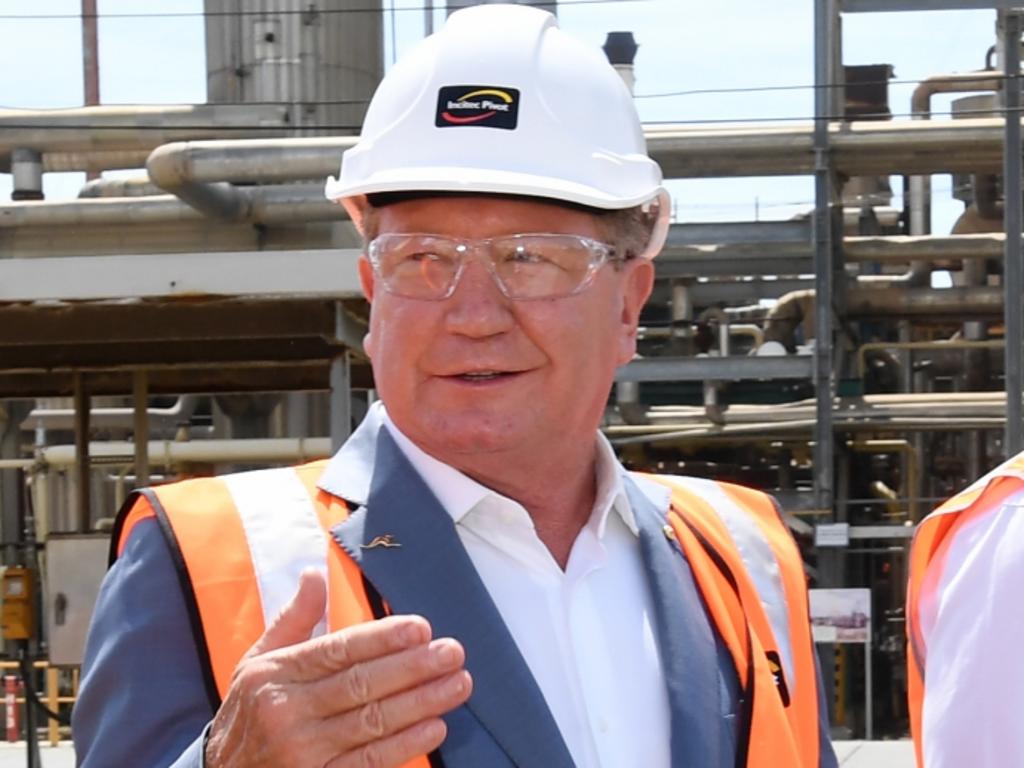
xmin=436 ymin=86 xmax=520 ymax=130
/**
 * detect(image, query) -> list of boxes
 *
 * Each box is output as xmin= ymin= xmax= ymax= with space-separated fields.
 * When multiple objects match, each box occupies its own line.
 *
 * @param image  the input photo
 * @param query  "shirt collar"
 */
xmin=317 ymin=401 xmax=650 ymax=537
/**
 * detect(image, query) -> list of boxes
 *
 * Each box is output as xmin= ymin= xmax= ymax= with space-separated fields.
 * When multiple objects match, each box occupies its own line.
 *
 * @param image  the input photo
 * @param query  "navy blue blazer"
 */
xmin=74 ymin=428 xmax=836 ymax=767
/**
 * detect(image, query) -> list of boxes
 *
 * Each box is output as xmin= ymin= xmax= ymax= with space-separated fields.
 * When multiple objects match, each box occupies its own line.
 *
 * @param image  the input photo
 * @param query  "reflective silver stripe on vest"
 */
xmin=672 ymin=475 xmax=795 ymax=688
xmin=223 ymin=468 xmax=328 ymax=636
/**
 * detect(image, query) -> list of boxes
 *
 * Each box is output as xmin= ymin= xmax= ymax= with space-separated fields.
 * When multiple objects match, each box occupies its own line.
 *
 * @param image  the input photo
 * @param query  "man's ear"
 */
xmin=617 ymin=259 xmax=655 ymax=365
xmin=358 ymin=255 xmax=376 ymax=302
xmin=357 ymin=256 xmax=377 ymax=359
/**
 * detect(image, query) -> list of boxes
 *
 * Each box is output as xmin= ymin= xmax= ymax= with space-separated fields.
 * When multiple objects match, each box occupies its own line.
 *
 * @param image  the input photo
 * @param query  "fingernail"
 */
xmin=422 ymin=719 xmax=446 ymax=743
xmin=431 ymin=640 xmax=459 ymax=667
xmin=400 ymin=621 xmax=426 ymax=645
xmin=444 ymin=671 xmax=470 ymax=696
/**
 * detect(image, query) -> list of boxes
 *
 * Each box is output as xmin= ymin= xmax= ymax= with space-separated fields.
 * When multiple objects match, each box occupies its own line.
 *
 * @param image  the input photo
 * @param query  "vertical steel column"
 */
xmin=81 ymin=0 xmax=100 ymax=181
xmin=813 ymin=0 xmax=840 ymax=515
xmin=1003 ymin=10 xmax=1024 ymax=457
xmin=73 ymin=374 xmax=91 ymax=532
xmin=133 ymin=371 xmax=150 ymax=488
xmin=330 ymin=355 xmax=351 ymax=453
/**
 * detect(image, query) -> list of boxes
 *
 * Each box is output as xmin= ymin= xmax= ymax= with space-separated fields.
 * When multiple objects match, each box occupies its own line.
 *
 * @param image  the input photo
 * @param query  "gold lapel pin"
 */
xmin=361 ymin=534 xmax=402 ymax=550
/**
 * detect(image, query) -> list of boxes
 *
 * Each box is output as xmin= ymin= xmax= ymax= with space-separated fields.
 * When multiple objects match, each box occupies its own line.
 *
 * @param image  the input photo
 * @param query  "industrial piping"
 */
xmin=0 ymin=104 xmax=291 ymax=174
xmin=0 ymin=185 xmax=344 ymax=228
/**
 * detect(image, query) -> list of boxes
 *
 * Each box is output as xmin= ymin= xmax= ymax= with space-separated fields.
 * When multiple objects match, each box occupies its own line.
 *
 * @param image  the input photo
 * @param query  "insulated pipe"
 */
xmin=0 ymin=104 xmax=290 ymax=173
xmin=0 ymin=185 xmax=344 ymax=228
xmin=907 ymin=72 xmax=1002 ymax=235
xmin=128 ymin=117 xmax=1024 ymax=191
xmin=662 ymin=233 xmax=1009 ymax=271
xmin=4 ymin=115 xmax=1023 ymax=178
xmin=78 ymin=176 xmax=162 ymax=198
xmin=648 ymin=117 xmax=1023 ymax=178
xmin=38 ymin=437 xmax=333 ymax=468
xmin=146 ymin=139 xmax=358 ymax=220
xmin=42 ymin=116 xmax=1020 ymax=193
xmin=145 ymin=137 xmax=358 ymax=186
xmin=845 ymin=285 xmax=1003 ymax=318
xmin=43 ymin=150 xmax=151 ymax=174
xmin=147 ymin=144 xmax=249 ymax=220
xmin=766 ymin=284 xmax=1005 ymax=348
xmin=21 ymin=396 xmax=200 ymax=433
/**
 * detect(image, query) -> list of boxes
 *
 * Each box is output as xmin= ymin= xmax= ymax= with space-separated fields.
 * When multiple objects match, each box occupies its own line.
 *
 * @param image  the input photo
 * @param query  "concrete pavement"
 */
xmin=0 ymin=740 xmax=917 ymax=766
xmin=836 ymin=740 xmax=915 ymax=767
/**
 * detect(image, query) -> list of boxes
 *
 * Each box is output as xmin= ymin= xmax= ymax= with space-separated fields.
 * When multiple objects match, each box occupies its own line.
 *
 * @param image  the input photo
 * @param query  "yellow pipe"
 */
xmin=848 ymin=439 xmax=920 ymax=521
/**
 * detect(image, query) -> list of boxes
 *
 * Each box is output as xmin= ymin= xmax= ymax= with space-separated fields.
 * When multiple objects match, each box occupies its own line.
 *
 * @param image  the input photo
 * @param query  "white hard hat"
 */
xmin=325 ymin=3 xmax=670 ymax=258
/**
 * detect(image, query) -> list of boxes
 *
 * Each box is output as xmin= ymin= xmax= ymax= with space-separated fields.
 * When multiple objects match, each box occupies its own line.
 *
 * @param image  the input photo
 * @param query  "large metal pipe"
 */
xmin=0 ymin=105 xmax=290 ymax=173
xmin=21 ymin=396 xmax=199 ymax=434
xmin=128 ymin=117 xmax=1024 ymax=190
xmin=846 ymin=285 xmax=1003 ymax=318
xmin=661 ymin=234 xmax=1010 ymax=276
xmin=147 ymin=115 xmax=1024 ymax=186
xmin=38 ymin=437 xmax=333 ymax=468
xmin=146 ymin=137 xmax=358 ymax=186
xmin=0 ymin=185 xmax=344 ymax=228
xmin=5 ymin=115 xmax=1023 ymax=179
xmin=146 ymin=139 xmax=357 ymax=219
xmin=649 ymin=117 xmax=1024 ymax=178
xmin=765 ymin=283 xmax=1005 ymax=348
xmin=908 ymin=71 xmax=1002 ymax=235
xmin=78 ymin=176 xmax=162 ymax=198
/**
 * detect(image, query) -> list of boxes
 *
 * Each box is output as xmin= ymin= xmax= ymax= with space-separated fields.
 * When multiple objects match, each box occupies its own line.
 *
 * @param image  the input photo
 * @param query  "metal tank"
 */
xmin=204 ymin=0 xmax=384 ymax=134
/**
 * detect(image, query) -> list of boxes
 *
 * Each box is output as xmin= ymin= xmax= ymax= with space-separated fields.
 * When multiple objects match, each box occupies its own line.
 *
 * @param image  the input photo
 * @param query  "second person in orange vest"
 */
xmin=74 ymin=6 xmax=838 ymax=768
xmin=907 ymin=450 xmax=1024 ymax=767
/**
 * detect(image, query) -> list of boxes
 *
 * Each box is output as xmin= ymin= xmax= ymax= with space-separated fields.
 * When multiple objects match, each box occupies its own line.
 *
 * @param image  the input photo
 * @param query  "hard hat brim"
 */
xmin=325 ymin=165 xmax=664 ymax=213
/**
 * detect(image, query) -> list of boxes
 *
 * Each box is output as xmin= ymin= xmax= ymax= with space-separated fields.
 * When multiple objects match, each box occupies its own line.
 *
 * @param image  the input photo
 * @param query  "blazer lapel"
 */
xmin=625 ymin=475 xmax=736 ymax=768
xmin=331 ymin=429 xmax=575 ymax=768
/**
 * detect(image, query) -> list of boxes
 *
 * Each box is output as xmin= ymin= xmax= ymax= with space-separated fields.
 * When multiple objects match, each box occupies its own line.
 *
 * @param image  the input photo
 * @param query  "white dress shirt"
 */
xmin=382 ymin=412 xmax=671 ymax=768
xmin=919 ymin=483 xmax=1024 ymax=767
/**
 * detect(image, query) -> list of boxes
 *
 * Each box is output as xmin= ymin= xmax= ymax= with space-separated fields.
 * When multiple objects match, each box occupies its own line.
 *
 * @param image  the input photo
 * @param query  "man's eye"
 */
xmin=402 ymin=251 xmax=442 ymax=263
xmin=504 ymin=248 xmax=547 ymax=264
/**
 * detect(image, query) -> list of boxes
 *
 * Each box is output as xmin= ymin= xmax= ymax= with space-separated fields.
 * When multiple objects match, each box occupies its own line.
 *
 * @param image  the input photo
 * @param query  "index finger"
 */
xmin=272 ymin=614 xmax=435 ymax=683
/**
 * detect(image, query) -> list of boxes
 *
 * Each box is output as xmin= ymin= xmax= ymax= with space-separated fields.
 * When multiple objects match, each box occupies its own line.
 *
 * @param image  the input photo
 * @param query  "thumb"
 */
xmin=247 ymin=568 xmax=327 ymax=658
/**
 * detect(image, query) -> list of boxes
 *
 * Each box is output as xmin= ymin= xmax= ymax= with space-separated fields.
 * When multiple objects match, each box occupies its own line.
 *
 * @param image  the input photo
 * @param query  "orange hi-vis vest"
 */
xmin=906 ymin=451 xmax=1024 ymax=768
xmin=113 ymin=462 xmax=822 ymax=768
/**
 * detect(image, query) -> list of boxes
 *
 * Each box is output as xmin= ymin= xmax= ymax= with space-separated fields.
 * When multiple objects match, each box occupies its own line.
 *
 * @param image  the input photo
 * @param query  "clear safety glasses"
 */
xmin=366 ymin=233 xmax=624 ymax=301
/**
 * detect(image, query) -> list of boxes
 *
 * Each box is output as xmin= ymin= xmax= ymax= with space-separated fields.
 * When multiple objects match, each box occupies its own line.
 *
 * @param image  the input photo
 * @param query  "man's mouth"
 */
xmin=458 ymin=370 xmax=507 ymax=382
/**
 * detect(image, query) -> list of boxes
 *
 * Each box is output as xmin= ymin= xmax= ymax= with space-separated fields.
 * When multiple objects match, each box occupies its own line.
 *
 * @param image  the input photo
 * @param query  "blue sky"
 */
xmin=0 ymin=1 xmax=999 ymax=233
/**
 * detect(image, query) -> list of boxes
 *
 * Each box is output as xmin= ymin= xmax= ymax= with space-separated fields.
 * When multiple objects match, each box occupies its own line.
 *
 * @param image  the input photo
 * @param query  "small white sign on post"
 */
xmin=814 ymin=522 xmax=850 ymax=548
xmin=810 ymin=588 xmax=874 ymax=739
xmin=809 ymin=588 xmax=871 ymax=644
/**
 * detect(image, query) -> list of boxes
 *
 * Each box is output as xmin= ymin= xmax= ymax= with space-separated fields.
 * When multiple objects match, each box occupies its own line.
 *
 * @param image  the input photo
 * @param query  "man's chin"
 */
xmin=415 ymin=413 xmax=527 ymax=457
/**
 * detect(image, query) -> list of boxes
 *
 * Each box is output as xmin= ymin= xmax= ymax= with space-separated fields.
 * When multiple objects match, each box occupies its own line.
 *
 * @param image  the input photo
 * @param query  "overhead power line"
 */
xmin=635 ymin=73 xmax=1011 ymax=99
xmin=1 ymin=72 xmax=1008 ymax=112
xmin=2 ymin=104 xmax=1020 ymax=130
xmin=0 ymin=0 xmax=642 ymax=21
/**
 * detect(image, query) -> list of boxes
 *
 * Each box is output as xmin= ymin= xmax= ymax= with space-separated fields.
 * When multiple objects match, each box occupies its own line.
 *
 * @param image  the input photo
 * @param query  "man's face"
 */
xmin=358 ymin=195 xmax=654 ymax=468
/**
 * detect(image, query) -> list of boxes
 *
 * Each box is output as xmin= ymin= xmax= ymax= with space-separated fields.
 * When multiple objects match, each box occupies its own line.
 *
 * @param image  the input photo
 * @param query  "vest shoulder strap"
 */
xmin=643 ymin=473 xmax=820 ymax=768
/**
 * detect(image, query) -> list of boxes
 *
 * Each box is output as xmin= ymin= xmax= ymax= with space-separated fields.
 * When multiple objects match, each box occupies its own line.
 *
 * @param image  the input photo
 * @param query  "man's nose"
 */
xmin=443 ymin=256 xmax=515 ymax=337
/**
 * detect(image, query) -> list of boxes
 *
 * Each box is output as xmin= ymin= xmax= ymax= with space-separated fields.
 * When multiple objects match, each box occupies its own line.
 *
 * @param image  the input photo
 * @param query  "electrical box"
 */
xmin=0 ymin=567 xmax=34 ymax=640
xmin=45 ymin=534 xmax=109 ymax=666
